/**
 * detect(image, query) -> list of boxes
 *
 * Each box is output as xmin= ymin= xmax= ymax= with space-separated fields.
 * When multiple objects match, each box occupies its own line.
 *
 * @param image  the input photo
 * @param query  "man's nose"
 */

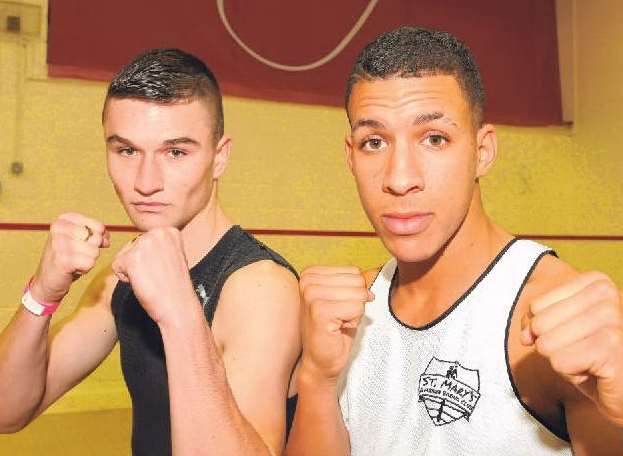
xmin=134 ymin=155 xmax=164 ymax=196
xmin=382 ymin=142 xmax=425 ymax=196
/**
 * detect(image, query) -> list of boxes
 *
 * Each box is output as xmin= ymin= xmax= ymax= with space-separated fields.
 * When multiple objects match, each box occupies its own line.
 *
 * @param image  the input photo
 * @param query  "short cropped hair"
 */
xmin=345 ymin=26 xmax=485 ymax=127
xmin=104 ymin=48 xmax=224 ymax=142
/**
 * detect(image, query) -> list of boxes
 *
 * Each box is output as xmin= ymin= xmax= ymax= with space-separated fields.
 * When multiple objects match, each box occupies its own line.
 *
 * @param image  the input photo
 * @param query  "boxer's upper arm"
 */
xmin=34 ymin=266 xmax=119 ymax=416
xmin=212 ymin=260 xmax=301 ymax=454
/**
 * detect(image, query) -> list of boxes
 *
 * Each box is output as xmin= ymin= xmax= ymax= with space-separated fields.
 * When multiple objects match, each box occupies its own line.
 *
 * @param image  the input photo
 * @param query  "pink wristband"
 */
xmin=22 ymin=277 xmax=61 ymax=316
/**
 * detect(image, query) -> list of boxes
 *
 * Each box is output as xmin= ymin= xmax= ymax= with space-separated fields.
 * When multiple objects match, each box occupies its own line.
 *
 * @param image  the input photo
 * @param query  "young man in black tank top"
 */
xmin=0 ymin=49 xmax=300 ymax=455
xmin=287 ymin=28 xmax=623 ymax=455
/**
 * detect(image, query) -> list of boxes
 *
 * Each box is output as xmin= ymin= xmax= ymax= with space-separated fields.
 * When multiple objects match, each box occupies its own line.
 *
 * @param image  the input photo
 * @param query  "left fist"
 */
xmin=522 ymin=271 xmax=623 ymax=426
xmin=112 ymin=227 xmax=198 ymax=325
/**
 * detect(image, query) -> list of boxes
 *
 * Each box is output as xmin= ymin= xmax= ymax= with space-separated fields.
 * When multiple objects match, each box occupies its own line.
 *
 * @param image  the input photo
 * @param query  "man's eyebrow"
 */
xmin=351 ymin=118 xmax=385 ymax=133
xmin=162 ymin=137 xmax=201 ymax=147
xmin=106 ymin=134 xmax=136 ymax=147
xmin=413 ymin=111 xmax=458 ymax=128
xmin=105 ymin=135 xmax=201 ymax=148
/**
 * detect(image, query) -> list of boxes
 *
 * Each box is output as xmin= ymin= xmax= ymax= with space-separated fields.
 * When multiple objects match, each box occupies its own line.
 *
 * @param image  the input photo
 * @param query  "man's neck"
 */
xmin=392 ymin=197 xmax=512 ymax=327
xmin=180 ymin=192 xmax=233 ymax=268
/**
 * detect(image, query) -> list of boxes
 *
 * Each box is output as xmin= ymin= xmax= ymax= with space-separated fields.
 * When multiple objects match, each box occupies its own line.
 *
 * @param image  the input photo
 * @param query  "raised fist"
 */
xmin=112 ymin=227 xmax=197 ymax=325
xmin=522 ymin=271 xmax=623 ymax=426
xmin=299 ymin=266 xmax=373 ymax=384
xmin=31 ymin=213 xmax=109 ymax=304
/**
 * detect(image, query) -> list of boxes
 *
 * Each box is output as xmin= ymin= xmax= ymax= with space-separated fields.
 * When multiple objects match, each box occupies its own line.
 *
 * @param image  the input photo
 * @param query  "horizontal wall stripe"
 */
xmin=1 ymin=223 xmax=622 ymax=241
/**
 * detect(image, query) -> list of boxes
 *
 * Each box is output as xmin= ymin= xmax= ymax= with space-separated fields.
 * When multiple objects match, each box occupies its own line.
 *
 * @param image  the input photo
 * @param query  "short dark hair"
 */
xmin=345 ymin=27 xmax=485 ymax=126
xmin=105 ymin=48 xmax=224 ymax=142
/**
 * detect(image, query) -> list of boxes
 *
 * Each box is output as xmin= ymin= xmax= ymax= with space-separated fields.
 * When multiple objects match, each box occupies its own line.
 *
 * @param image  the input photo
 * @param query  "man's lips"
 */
xmin=381 ymin=212 xmax=434 ymax=236
xmin=131 ymin=202 xmax=170 ymax=213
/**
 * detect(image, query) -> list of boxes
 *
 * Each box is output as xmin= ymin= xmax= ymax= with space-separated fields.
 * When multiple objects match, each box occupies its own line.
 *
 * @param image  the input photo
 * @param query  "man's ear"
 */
xmin=475 ymin=124 xmax=498 ymax=178
xmin=345 ymin=134 xmax=355 ymax=175
xmin=212 ymin=136 xmax=232 ymax=179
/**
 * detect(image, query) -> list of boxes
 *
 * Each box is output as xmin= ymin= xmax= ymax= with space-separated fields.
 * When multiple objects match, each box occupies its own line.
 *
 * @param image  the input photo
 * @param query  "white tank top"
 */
xmin=338 ymin=239 xmax=572 ymax=455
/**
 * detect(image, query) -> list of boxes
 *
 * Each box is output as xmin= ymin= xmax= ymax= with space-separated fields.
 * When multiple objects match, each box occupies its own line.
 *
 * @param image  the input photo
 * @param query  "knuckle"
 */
xmin=303 ymin=284 xmax=321 ymax=303
xmin=592 ymin=280 xmax=618 ymax=301
xmin=530 ymin=316 xmax=543 ymax=337
xmin=599 ymin=304 xmax=619 ymax=323
xmin=535 ymin=337 xmax=552 ymax=357
xmin=585 ymin=270 xmax=610 ymax=283
xmin=92 ymin=220 xmax=106 ymax=233
xmin=527 ymin=297 xmax=539 ymax=315
xmin=49 ymin=220 xmax=66 ymax=235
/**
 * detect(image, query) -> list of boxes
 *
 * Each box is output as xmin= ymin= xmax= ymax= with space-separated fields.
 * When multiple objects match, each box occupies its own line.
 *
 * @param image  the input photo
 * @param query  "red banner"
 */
xmin=48 ymin=0 xmax=562 ymax=126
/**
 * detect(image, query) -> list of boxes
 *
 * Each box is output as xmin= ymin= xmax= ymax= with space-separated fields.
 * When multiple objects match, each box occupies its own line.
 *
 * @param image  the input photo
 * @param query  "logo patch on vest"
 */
xmin=196 ymin=284 xmax=209 ymax=309
xmin=418 ymin=357 xmax=481 ymax=426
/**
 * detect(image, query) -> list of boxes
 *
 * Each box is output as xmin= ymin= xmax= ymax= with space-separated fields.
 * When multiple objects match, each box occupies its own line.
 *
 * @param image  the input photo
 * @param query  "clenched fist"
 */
xmin=522 ymin=271 xmax=623 ymax=426
xmin=299 ymin=266 xmax=374 ymax=385
xmin=112 ymin=227 xmax=198 ymax=325
xmin=31 ymin=213 xmax=110 ymax=304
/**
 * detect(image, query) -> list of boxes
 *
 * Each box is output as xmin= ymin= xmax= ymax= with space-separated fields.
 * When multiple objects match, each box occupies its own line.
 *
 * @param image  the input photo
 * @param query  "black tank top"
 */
xmin=111 ymin=226 xmax=298 ymax=456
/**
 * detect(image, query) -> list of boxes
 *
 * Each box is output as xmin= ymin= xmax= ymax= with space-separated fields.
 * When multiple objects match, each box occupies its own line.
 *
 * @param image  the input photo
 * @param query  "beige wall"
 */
xmin=0 ymin=0 xmax=621 ymax=415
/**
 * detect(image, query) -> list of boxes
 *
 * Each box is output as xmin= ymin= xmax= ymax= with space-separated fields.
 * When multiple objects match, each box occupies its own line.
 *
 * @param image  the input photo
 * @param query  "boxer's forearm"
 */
xmin=159 ymin=306 xmax=273 ymax=456
xmin=0 ymin=306 xmax=50 ymax=432
xmin=285 ymin=371 xmax=350 ymax=456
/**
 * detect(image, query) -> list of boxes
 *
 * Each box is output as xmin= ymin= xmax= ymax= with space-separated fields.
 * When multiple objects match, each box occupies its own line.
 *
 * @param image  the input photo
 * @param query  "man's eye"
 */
xmin=168 ymin=148 xmax=186 ymax=158
xmin=118 ymin=148 xmax=136 ymax=156
xmin=424 ymin=134 xmax=448 ymax=148
xmin=361 ymin=137 xmax=387 ymax=151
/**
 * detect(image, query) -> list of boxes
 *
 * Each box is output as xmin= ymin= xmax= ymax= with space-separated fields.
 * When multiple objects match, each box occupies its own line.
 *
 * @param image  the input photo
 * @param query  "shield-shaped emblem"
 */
xmin=418 ymin=357 xmax=481 ymax=426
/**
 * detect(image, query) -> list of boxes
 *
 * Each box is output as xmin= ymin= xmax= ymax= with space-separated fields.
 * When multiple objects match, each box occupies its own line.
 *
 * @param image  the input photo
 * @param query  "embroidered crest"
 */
xmin=418 ymin=357 xmax=481 ymax=426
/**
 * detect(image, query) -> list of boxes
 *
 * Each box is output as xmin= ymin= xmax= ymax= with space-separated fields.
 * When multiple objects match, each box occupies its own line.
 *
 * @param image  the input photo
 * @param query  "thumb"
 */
xmin=520 ymin=311 xmax=535 ymax=346
xmin=112 ymin=240 xmax=135 ymax=283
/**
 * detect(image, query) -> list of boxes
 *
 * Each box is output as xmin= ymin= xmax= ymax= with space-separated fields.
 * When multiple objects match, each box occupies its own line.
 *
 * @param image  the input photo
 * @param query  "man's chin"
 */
xmin=128 ymin=215 xmax=177 ymax=233
xmin=380 ymin=233 xmax=442 ymax=264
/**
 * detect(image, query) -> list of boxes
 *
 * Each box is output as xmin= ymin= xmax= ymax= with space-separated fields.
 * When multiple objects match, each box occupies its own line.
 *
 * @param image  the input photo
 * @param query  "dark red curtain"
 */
xmin=48 ymin=0 xmax=562 ymax=126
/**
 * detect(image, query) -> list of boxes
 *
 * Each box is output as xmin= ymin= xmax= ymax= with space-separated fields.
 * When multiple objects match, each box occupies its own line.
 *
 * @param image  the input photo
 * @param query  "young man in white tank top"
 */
xmin=287 ymin=27 xmax=623 ymax=455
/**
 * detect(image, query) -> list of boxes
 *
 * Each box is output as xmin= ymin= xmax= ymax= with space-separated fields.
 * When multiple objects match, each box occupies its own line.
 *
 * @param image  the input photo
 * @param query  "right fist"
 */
xmin=299 ymin=266 xmax=373 ymax=384
xmin=31 ymin=213 xmax=109 ymax=304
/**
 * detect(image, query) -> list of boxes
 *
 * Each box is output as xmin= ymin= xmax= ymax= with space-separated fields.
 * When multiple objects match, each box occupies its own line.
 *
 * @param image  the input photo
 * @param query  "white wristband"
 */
xmin=21 ymin=278 xmax=60 ymax=316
